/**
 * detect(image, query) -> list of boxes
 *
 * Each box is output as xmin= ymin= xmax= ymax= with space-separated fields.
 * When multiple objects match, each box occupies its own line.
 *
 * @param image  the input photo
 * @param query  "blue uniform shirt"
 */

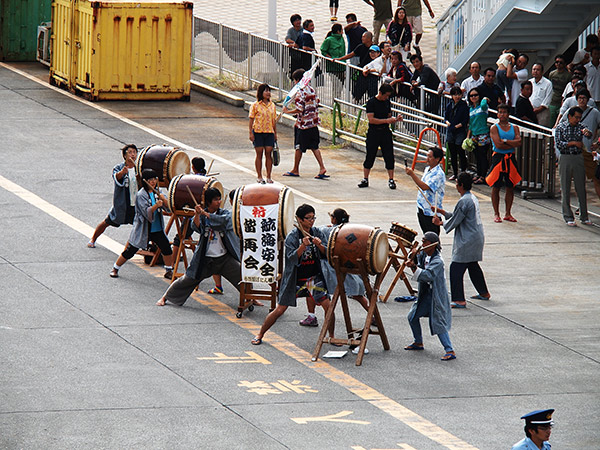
xmin=511 ymin=437 xmax=551 ymax=450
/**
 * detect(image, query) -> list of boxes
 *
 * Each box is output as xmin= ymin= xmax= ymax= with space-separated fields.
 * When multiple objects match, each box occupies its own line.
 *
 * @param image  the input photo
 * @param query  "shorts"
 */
xmin=583 ymin=150 xmax=598 ymax=180
xmin=105 ymin=204 xmax=135 ymax=227
xmin=253 ymin=132 xmax=275 ymax=148
xmin=295 ymin=127 xmax=320 ymax=153
xmin=296 ymin=275 xmax=329 ymax=304
xmin=121 ymin=230 xmax=173 ymax=260
xmin=488 ymin=152 xmax=520 ymax=188
xmin=407 ymin=16 xmax=423 ymax=35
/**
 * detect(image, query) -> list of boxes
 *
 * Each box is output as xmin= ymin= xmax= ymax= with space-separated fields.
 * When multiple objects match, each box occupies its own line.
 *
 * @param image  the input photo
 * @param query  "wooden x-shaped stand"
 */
xmin=379 ymin=235 xmax=419 ymax=303
xmin=312 ymin=257 xmax=390 ymax=366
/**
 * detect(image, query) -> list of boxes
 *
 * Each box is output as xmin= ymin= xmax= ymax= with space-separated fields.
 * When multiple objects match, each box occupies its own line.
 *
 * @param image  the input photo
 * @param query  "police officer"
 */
xmin=512 ymin=409 xmax=554 ymax=449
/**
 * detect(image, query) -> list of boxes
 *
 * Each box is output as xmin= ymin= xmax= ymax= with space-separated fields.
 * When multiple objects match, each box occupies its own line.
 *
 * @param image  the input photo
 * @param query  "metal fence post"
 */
xmin=278 ymin=44 xmax=283 ymax=102
xmin=218 ymin=23 xmax=223 ymax=77
xmin=248 ymin=34 xmax=253 ymax=90
xmin=419 ymin=86 xmax=425 ymax=112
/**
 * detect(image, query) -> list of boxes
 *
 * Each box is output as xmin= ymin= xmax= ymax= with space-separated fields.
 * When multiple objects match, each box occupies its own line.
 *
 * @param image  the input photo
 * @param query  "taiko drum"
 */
xmin=327 ymin=224 xmax=389 ymax=275
xmin=167 ymin=174 xmax=223 ymax=215
xmin=136 ymin=144 xmax=190 ymax=187
xmin=232 ymin=184 xmax=294 ymax=240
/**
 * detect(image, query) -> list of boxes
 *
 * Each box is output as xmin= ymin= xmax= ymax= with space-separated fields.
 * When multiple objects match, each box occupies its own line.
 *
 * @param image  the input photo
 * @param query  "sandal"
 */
xmin=404 ymin=343 xmax=424 ymax=351
xmin=257 ymin=179 xmax=265 ymax=184
xmin=283 ymin=171 xmax=299 ymax=177
xmin=315 ymin=173 xmax=330 ymax=180
xmin=266 ymin=178 xmax=274 ymax=184
xmin=87 ymin=241 xmax=96 ymax=248
xmin=208 ymin=286 xmax=224 ymax=295
xmin=251 ymin=337 xmax=262 ymax=345
xmin=494 ymin=216 xmax=502 ymax=223
xmin=441 ymin=352 xmax=456 ymax=361
xmin=503 ymin=215 xmax=517 ymax=222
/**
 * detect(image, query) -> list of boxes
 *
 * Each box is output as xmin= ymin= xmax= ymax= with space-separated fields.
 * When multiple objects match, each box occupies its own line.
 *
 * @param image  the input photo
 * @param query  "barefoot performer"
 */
xmin=110 ymin=169 xmax=174 ymax=279
xmin=251 ymin=204 xmax=334 ymax=345
xmin=88 ymin=144 xmax=138 ymax=248
xmin=156 ymin=188 xmax=258 ymax=307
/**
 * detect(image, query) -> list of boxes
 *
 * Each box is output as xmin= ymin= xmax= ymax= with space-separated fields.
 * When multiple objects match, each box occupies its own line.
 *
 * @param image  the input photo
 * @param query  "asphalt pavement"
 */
xmin=1 ymin=62 xmax=599 ymax=450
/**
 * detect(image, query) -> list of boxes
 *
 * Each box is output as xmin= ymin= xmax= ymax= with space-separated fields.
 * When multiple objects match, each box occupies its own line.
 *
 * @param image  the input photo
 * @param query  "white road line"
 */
xmin=0 ymin=175 xmax=124 ymax=256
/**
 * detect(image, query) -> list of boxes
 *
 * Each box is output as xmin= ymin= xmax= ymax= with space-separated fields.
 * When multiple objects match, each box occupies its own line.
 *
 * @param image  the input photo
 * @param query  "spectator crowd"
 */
xmin=281 ymin=6 xmax=600 ymax=225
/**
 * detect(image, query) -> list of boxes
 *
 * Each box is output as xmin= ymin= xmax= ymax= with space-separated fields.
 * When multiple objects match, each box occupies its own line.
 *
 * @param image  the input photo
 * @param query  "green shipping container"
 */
xmin=0 ymin=0 xmax=52 ymax=61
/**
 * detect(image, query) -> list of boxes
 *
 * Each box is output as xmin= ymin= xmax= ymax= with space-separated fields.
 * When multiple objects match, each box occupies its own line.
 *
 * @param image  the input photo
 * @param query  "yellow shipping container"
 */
xmin=50 ymin=0 xmax=192 ymax=101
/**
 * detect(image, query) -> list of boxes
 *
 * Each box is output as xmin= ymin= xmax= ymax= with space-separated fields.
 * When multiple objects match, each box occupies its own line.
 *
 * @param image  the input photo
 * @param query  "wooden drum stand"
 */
xmin=312 ymin=257 xmax=390 ymax=366
xmin=236 ymin=238 xmax=281 ymax=318
xmin=378 ymin=235 xmax=418 ymax=303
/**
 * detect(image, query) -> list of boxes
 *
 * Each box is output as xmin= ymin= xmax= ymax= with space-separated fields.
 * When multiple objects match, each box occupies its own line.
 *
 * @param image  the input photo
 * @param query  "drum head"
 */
xmin=370 ymin=230 xmax=389 ymax=274
xmin=279 ymin=187 xmax=295 ymax=240
xmin=167 ymin=174 xmax=183 ymax=213
xmin=231 ymin=186 xmax=244 ymax=238
xmin=167 ymin=150 xmax=190 ymax=181
xmin=206 ymin=179 xmax=224 ymax=207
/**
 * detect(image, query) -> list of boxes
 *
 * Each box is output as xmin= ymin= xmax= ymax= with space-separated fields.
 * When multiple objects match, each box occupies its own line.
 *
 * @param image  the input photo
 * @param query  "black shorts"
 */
xmin=121 ymin=230 xmax=173 ymax=260
xmin=253 ymin=132 xmax=275 ymax=148
xmin=105 ymin=204 xmax=135 ymax=227
xmin=295 ymin=127 xmax=320 ymax=153
xmin=364 ymin=128 xmax=394 ymax=170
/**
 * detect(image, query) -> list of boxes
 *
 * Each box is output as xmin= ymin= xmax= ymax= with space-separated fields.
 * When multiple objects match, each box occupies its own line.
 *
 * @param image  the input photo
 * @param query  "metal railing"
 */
xmin=579 ymin=17 xmax=600 ymax=49
xmin=436 ymin=0 xmax=509 ymax=72
xmin=193 ymin=15 xmax=557 ymax=197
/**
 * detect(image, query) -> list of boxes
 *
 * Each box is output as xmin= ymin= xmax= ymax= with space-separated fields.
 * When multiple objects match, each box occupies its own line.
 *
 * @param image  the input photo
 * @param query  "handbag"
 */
xmin=273 ymin=141 xmax=280 ymax=166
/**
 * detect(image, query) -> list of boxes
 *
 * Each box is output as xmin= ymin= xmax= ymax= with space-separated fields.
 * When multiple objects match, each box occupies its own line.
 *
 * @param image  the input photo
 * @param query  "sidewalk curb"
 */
xmin=190 ymin=80 xmax=244 ymax=107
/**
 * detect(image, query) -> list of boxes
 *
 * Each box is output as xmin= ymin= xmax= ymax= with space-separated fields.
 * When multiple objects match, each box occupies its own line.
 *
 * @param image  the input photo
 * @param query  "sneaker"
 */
xmin=413 ymin=44 xmax=421 ymax=56
xmin=582 ymin=219 xmax=593 ymax=225
xmin=358 ymin=178 xmax=369 ymax=188
xmin=448 ymin=174 xmax=457 ymax=181
xmin=299 ymin=315 xmax=318 ymax=327
xmin=208 ymin=286 xmax=224 ymax=294
xmin=388 ymin=179 xmax=396 ymax=190
xmin=109 ymin=268 xmax=119 ymax=278
xmin=164 ymin=270 xmax=173 ymax=280
xmin=352 ymin=347 xmax=369 ymax=355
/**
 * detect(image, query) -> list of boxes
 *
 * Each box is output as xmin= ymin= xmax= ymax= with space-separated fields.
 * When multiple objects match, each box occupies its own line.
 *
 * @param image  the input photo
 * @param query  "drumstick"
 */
xmin=143 ymin=179 xmax=161 ymax=197
xmin=206 ymin=160 xmax=214 ymax=176
xmin=205 ymin=172 xmax=220 ymax=177
xmin=294 ymin=216 xmax=313 ymax=241
xmin=416 ymin=186 xmax=434 ymax=209
xmin=434 ymin=192 xmax=439 ymax=217
xmin=142 ymin=179 xmax=164 ymax=211
xmin=185 ymin=185 xmax=200 ymax=207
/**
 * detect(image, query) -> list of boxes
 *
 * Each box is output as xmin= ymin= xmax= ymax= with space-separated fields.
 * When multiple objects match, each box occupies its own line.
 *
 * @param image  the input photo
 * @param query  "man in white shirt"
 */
xmin=529 ymin=63 xmax=553 ymax=127
xmin=507 ymin=54 xmax=529 ymax=111
xmin=569 ymin=34 xmax=599 ymax=72
xmin=460 ymin=61 xmax=483 ymax=99
xmin=585 ymin=46 xmax=600 ymax=103
xmin=362 ymin=42 xmax=392 ymax=76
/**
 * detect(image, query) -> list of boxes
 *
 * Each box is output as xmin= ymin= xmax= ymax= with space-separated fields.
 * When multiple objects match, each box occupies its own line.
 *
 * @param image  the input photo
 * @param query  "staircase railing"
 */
xmin=436 ymin=0 xmax=509 ymax=73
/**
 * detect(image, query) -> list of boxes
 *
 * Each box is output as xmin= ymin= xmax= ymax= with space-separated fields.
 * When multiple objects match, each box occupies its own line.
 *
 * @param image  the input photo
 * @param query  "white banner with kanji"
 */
xmin=240 ymin=204 xmax=279 ymax=284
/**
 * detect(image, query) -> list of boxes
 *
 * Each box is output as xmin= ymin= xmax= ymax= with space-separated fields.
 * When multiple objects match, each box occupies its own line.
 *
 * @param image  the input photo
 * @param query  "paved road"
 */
xmin=1 ymin=62 xmax=599 ymax=449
